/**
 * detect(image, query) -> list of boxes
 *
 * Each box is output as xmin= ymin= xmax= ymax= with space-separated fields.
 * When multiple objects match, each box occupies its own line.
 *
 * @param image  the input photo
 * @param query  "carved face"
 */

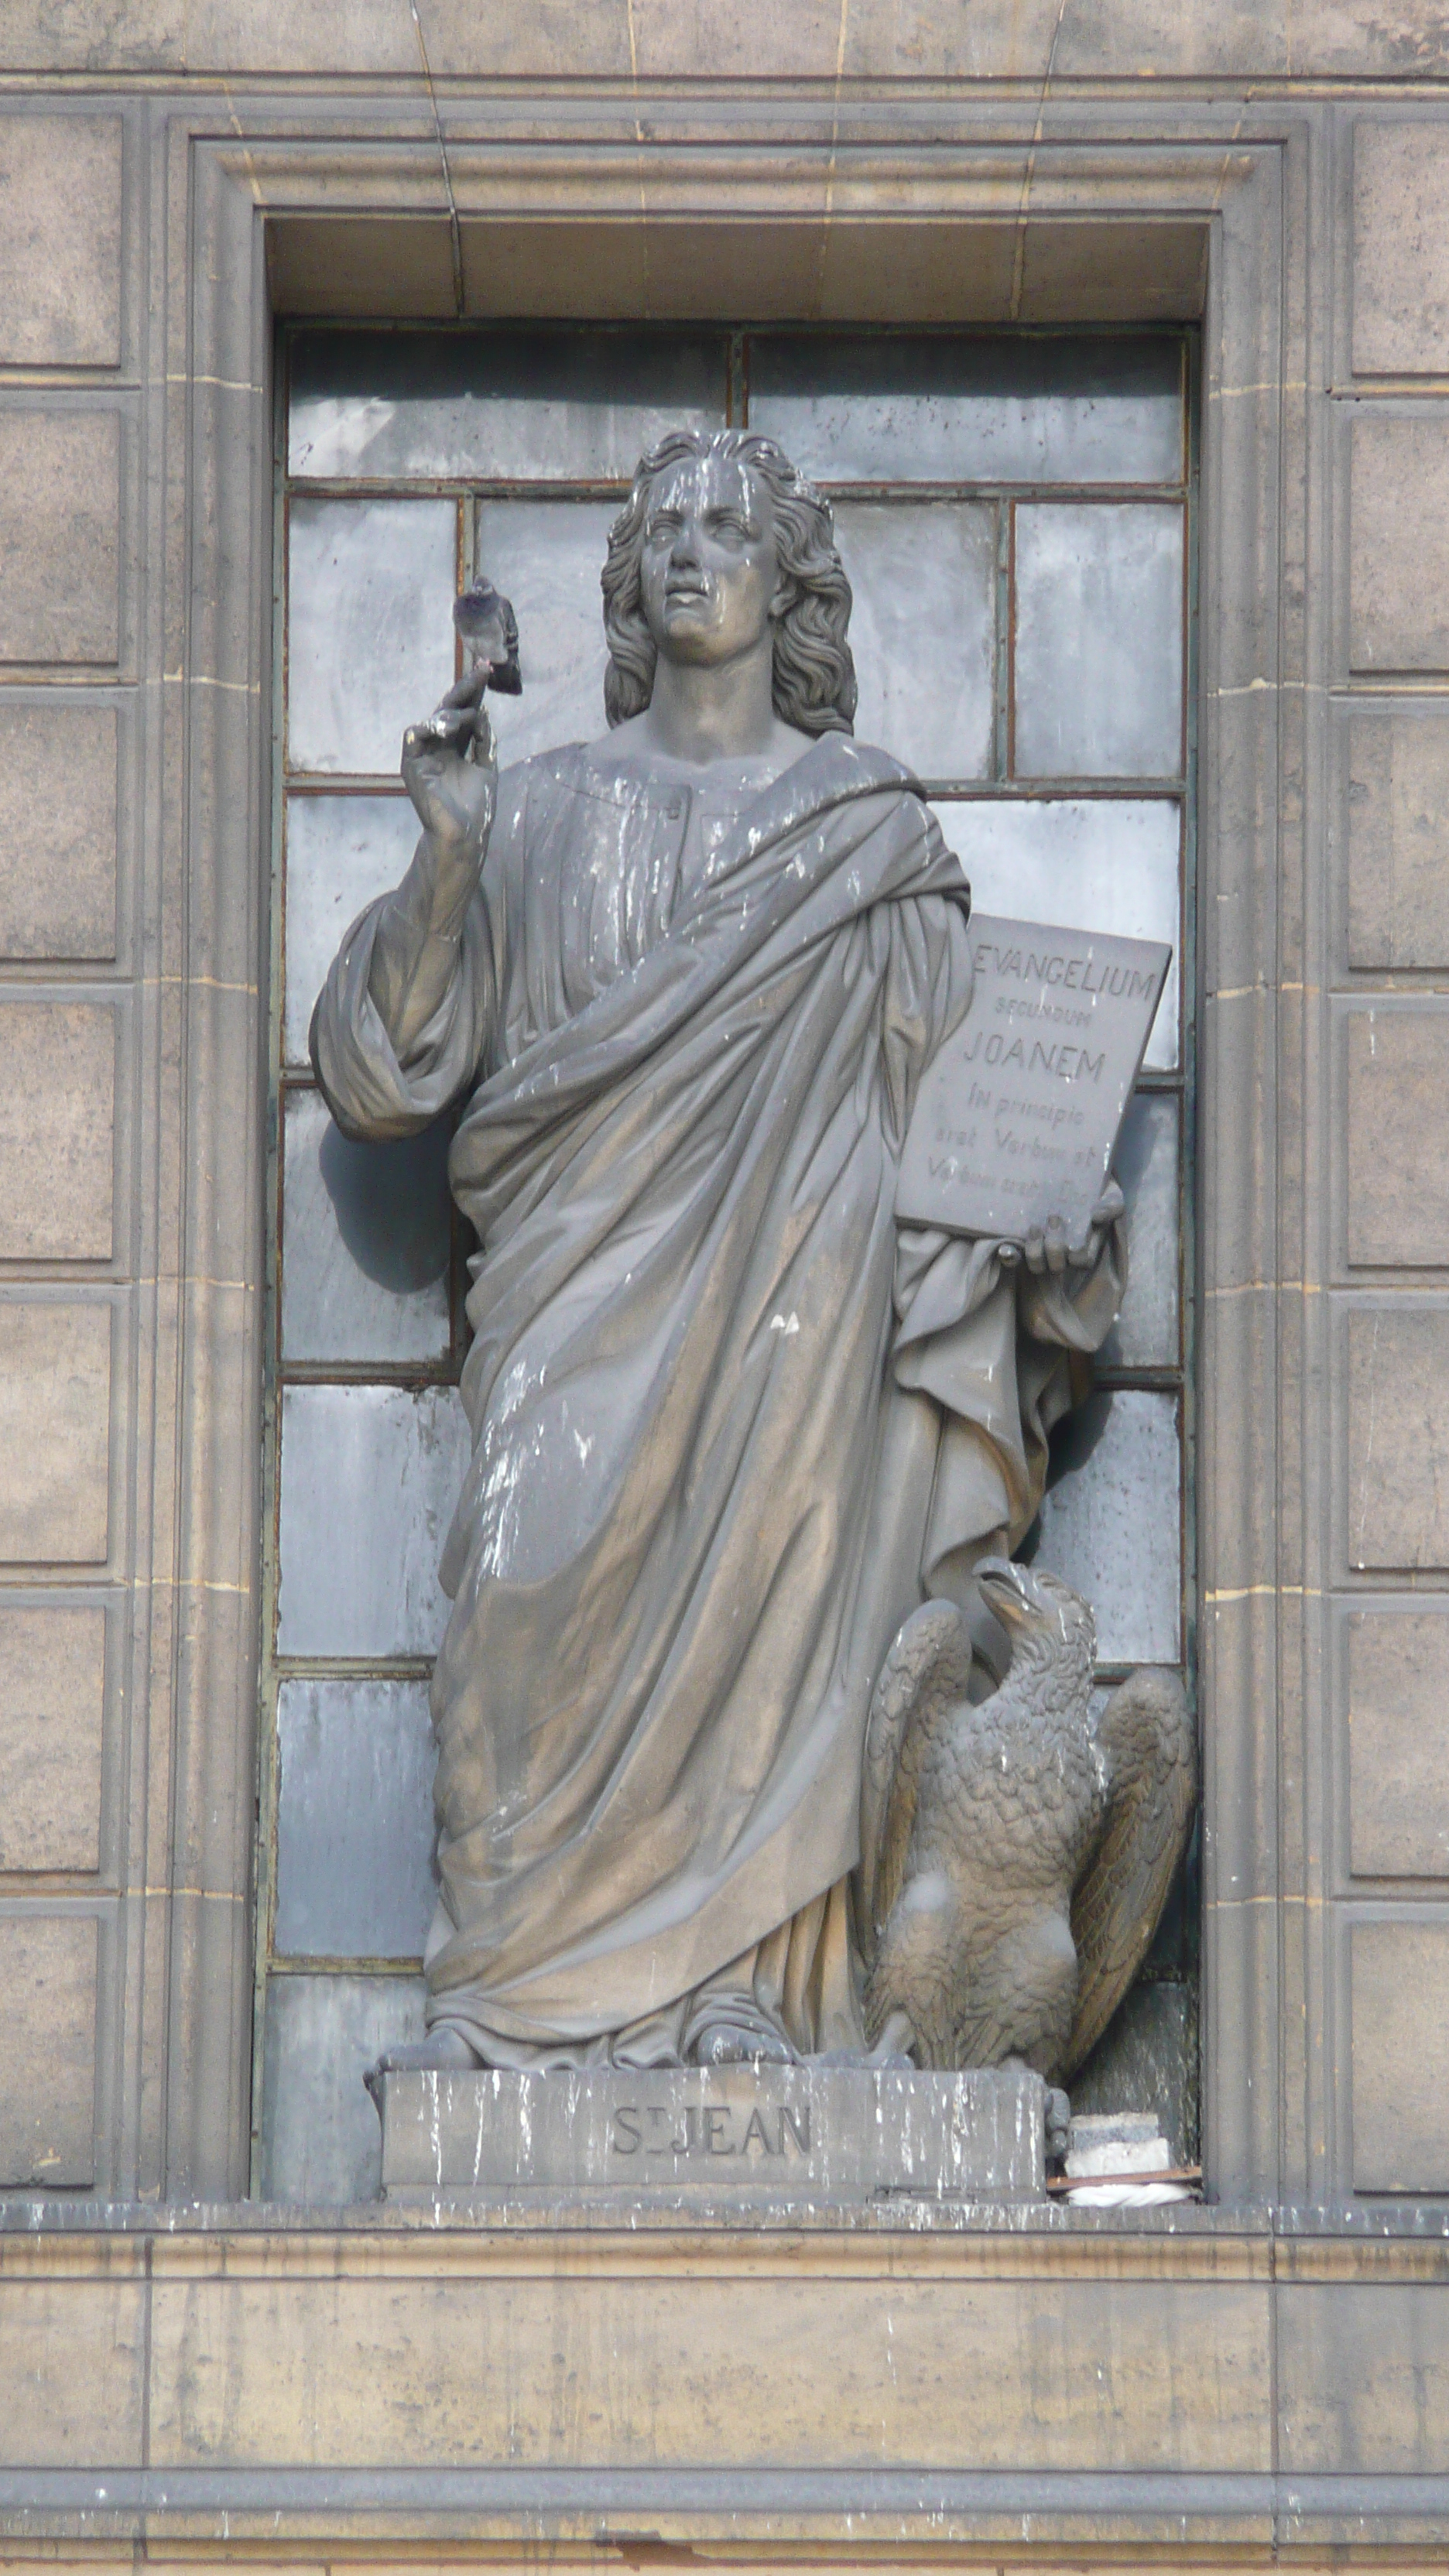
xmin=637 ymin=452 xmax=785 ymax=670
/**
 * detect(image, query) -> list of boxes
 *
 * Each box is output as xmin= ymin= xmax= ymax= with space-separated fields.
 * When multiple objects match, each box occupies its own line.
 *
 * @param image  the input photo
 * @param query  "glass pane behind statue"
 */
xmin=311 ymin=428 xmax=1194 ymax=2107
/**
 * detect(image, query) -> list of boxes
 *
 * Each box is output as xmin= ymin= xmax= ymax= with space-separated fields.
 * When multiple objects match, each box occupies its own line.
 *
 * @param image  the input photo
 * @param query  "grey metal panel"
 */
xmin=288 ymin=327 xmax=728 ymax=481
xmin=1014 ymin=501 xmax=1184 ymax=779
xmin=286 ymin=495 xmax=457 ymax=777
xmin=260 ymin=1971 xmax=426 ymax=2203
xmin=283 ymin=793 xmax=419 ymax=1067
xmin=473 ymin=498 xmax=618 ymax=765
xmin=1030 ymin=1388 xmax=1182 ymax=1665
xmin=274 ymin=1677 xmax=437 ymax=1960
xmin=748 ymin=334 xmax=1184 ymax=486
xmin=280 ymin=1088 xmax=452 ymax=1368
xmin=931 ymin=796 xmax=1181 ymax=1069
xmin=835 ymin=498 xmax=995 ymax=780
xmin=276 ymin=1382 xmax=471 ymax=1658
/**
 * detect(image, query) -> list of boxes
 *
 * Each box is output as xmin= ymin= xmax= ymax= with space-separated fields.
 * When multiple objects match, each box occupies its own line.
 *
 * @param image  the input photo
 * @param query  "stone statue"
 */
xmin=860 ymin=1562 xmax=1195 ymax=2078
xmin=311 ymin=426 xmax=1142 ymax=2081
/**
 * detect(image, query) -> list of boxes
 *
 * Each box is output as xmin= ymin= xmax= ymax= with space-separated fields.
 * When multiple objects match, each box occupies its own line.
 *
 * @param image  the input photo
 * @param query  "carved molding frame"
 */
xmin=159 ymin=95 xmax=1301 ymax=2204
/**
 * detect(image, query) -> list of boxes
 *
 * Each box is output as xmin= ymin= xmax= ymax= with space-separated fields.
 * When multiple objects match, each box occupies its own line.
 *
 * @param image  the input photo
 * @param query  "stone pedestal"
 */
xmin=379 ymin=2062 xmax=1046 ymax=2204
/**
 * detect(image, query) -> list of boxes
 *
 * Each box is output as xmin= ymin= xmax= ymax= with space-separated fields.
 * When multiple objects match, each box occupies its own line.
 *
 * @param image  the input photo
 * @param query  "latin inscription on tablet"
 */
xmin=896 ymin=913 xmax=1172 ymax=1244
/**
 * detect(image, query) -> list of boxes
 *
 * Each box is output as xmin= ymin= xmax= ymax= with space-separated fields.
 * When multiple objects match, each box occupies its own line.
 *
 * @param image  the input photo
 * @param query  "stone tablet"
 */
xmin=896 ymin=912 xmax=1172 ymax=1244
xmin=378 ymin=2064 xmax=1045 ymax=2204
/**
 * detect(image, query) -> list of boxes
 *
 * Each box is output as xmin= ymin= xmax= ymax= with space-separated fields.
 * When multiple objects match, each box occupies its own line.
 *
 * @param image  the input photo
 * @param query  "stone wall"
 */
xmin=2 ymin=0 xmax=1449 ymax=2556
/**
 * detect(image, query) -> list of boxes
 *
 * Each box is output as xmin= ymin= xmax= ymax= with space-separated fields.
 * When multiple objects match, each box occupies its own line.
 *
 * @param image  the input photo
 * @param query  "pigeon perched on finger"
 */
xmin=454 ymin=581 xmax=522 ymax=694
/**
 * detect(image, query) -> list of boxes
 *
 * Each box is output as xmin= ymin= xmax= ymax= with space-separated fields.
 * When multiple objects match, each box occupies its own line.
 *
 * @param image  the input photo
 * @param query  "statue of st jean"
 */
xmin=313 ymin=429 xmax=1125 ymax=2075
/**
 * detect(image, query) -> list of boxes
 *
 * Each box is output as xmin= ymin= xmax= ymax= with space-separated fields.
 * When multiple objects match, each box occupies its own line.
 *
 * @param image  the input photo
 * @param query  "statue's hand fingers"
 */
xmin=1043 ymin=1216 xmax=1068 ymax=1274
xmin=466 ymin=700 xmax=497 ymax=769
xmin=1022 ymin=1227 xmax=1046 ymax=1274
xmin=1091 ymin=1176 xmax=1125 ymax=1228
xmin=417 ymin=705 xmax=473 ymax=752
xmin=438 ymin=667 xmax=488 ymax=711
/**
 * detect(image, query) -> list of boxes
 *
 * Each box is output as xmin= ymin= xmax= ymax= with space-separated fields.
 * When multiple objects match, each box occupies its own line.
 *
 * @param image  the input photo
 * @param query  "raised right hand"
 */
xmin=401 ymin=668 xmax=498 ymax=856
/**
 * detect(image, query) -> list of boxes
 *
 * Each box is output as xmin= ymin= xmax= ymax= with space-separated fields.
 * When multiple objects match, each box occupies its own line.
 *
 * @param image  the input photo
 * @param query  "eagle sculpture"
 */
xmin=858 ymin=1558 xmax=1195 ymax=2088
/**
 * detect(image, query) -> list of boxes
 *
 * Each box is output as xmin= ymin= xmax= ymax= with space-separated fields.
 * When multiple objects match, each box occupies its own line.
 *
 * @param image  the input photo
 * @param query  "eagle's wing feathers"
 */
xmin=1062 ymin=1665 xmax=1196 ymax=2081
xmin=859 ymin=1599 xmax=974 ymax=1961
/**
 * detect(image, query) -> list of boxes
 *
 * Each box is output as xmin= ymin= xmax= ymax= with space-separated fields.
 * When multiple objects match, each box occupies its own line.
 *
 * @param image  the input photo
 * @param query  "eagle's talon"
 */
xmin=1045 ymin=2084 xmax=1071 ymax=2163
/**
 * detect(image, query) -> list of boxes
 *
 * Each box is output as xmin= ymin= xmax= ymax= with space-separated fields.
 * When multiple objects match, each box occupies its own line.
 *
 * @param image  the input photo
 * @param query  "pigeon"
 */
xmin=859 ymin=1558 xmax=1195 ymax=2085
xmin=454 ymin=580 xmax=522 ymax=693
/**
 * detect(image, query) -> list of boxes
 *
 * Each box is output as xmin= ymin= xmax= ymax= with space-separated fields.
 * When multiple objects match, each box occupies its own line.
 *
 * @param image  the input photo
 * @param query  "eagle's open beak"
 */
xmin=975 ymin=1557 xmax=1033 ymax=1627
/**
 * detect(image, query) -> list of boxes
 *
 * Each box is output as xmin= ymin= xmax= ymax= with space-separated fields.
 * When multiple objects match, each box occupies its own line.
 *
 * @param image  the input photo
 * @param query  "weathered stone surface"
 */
xmin=0 ymin=1303 xmax=110 ymax=1564
xmin=0 ymin=411 xmax=121 ymax=668
xmin=0 ymin=1914 xmax=98 ymax=2186
xmin=0 ymin=702 xmax=118 ymax=961
xmin=1351 ymin=1920 xmax=1449 ymax=2191
xmin=1346 ymin=1008 xmax=1449 ymax=1266
xmin=382 ymin=2064 xmax=1046 ymax=2203
xmin=1346 ymin=1307 xmax=1449 ymax=1570
xmin=0 ymin=115 xmax=122 ymax=368
xmin=1354 ymin=123 xmax=1449 ymax=376
xmin=11 ymin=0 xmax=1449 ymax=79
xmin=1345 ymin=704 xmax=1449 ymax=968
xmin=1347 ymin=1611 xmax=1449 ymax=1878
xmin=0 ymin=1605 xmax=106 ymax=1874
xmin=142 ymin=2219 xmax=1273 ymax=2480
xmin=0 ymin=1003 xmax=114 ymax=1259
xmin=1349 ymin=415 xmax=1449 ymax=673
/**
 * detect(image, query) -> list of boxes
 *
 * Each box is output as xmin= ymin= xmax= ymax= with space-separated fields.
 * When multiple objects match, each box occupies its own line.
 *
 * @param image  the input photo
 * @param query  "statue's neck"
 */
xmin=646 ymin=641 xmax=776 ymax=758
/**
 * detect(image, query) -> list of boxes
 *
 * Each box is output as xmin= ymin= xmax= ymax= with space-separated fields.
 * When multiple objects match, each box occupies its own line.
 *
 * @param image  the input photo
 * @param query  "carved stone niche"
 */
xmin=307 ymin=421 xmax=1193 ymax=2200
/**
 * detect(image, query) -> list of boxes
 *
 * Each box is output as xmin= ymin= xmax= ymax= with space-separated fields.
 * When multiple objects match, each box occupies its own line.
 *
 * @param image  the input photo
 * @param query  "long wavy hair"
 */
xmin=601 ymin=429 xmax=857 ymax=738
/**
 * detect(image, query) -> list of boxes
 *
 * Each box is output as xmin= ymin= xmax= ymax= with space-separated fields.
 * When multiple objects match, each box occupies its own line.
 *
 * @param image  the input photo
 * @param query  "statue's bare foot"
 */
xmin=364 ymin=2026 xmax=482 ymax=2104
xmin=692 ymin=2019 xmax=796 ymax=2067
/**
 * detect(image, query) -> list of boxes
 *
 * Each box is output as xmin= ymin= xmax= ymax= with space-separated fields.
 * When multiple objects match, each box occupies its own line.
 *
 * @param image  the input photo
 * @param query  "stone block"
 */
xmin=0 ymin=1002 xmax=113 ymax=1259
xmin=0 ymin=115 xmax=122 ymax=368
xmin=0 ymin=702 xmax=117 ymax=961
xmin=0 ymin=410 xmax=120 ymax=668
xmin=0 ymin=1605 xmax=105 ymax=1874
xmin=1346 ymin=1307 xmax=1449 ymax=1570
xmin=1351 ymin=1918 xmax=1449 ymax=2190
xmin=629 ymin=0 xmax=844 ymax=79
xmin=0 ymin=1913 xmax=98 ymax=2186
xmin=1345 ymin=705 xmax=1449 ymax=968
xmin=0 ymin=1 xmax=185 ymax=71
xmin=1354 ymin=123 xmax=1449 ymax=377
xmin=1347 ymin=1612 xmax=1449 ymax=1878
xmin=144 ymin=2230 xmax=1273 ymax=2478
xmin=1346 ymin=1009 xmax=1449 ymax=1265
xmin=1017 ymin=221 xmax=1208 ymax=324
xmin=269 ymin=218 xmax=457 ymax=320
xmin=1349 ymin=415 xmax=1449 ymax=673
xmin=0 ymin=1303 xmax=110 ymax=1564
xmin=381 ymin=2064 xmax=1046 ymax=2204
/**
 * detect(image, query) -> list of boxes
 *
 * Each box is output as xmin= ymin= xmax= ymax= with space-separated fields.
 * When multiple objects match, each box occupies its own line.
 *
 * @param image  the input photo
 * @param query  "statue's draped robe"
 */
xmin=313 ymin=735 xmax=1124 ymax=2064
